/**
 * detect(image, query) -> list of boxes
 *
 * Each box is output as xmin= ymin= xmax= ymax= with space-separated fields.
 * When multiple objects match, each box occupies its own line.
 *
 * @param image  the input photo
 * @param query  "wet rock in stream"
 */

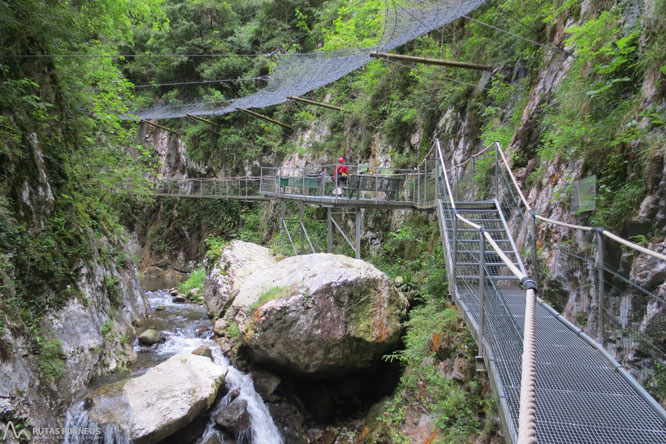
xmin=215 ymin=398 xmax=251 ymax=436
xmin=138 ymin=328 xmax=162 ymax=345
xmin=83 ymin=354 xmax=227 ymax=444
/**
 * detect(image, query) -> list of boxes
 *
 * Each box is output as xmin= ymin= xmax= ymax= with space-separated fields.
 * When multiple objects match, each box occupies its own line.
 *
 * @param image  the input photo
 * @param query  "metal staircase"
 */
xmin=435 ymin=141 xmax=666 ymax=444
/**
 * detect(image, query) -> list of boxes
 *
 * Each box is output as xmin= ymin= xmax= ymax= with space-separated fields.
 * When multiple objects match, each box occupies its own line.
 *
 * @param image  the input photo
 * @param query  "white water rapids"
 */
xmin=63 ymin=289 xmax=283 ymax=444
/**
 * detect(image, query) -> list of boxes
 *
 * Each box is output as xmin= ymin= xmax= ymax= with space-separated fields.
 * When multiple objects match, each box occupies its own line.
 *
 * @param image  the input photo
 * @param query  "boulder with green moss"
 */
xmin=229 ymin=253 xmax=408 ymax=378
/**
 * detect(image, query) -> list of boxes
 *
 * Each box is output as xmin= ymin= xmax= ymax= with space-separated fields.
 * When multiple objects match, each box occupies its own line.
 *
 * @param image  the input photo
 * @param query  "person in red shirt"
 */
xmin=334 ymin=157 xmax=348 ymax=196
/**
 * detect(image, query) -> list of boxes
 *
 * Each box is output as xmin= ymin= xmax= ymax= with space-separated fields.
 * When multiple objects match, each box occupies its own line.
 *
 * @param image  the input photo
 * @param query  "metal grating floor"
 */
xmin=442 ymin=201 xmax=666 ymax=443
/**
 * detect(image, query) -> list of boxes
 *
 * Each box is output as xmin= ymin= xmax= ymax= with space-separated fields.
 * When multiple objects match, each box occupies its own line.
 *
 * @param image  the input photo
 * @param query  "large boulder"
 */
xmin=85 ymin=354 xmax=228 ymax=444
xmin=204 ymin=241 xmax=278 ymax=319
xmin=232 ymin=253 xmax=407 ymax=378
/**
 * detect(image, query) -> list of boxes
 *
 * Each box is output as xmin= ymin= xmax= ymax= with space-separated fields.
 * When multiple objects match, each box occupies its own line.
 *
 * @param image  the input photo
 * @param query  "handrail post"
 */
xmin=494 ymin=144 xmax=500 ymax=198
xmin=478 ymin=228 xmax=486 ymax=356
xmin=595 ymin=228 xmax=606 ymax=346
xmin=472 ymin=156 xmax=476 ymax=200
xmin=530 ymin=210 xmax=539 ymax=286
xmin=452 ymin=213 xmax=458 ymax=286
xmin=424 ymin=156 xmax=428 ymax=203
xmin=417 ymin=164 xmax=421 ymax=206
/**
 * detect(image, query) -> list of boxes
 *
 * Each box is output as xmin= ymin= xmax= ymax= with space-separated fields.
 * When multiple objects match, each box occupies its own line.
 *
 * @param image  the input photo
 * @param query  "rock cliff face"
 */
xmin=0 ymin=128 xmax=149 ymax=432
xmin=0 ymin=247 xmax=147 ymax=431
xmin=204 ymin=241 xmax=407 ymax=378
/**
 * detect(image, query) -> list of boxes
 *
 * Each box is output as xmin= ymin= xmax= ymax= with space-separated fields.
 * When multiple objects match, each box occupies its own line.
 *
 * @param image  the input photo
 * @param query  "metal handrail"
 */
xmin=493 ymin=141 xmax=666 ymax=262
xmin=436 ymin=138 xmax=538 ymax=444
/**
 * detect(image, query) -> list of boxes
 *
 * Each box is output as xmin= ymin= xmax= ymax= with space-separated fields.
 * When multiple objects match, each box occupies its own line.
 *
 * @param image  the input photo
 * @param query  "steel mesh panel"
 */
xmin=134 ymin=0 xmax=486 ymax=120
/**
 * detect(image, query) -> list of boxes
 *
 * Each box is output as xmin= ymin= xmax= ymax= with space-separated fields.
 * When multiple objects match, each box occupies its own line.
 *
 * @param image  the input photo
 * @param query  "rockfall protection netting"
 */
xmin=133 ymin=0 xmax=486 ymax=120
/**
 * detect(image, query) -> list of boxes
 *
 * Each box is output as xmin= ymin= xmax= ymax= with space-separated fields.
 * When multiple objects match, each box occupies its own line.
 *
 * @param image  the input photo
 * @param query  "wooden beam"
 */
xmin=287 ymin=96 xmax=344 ymax=112
xmin=139 ymin=118 xmax=180 ymax=135
xmin=186 ymin=113 xmax=220 ymax=128
xmin=237 ymin=107 xmax=293 ymax=130
xmin=370 ymin=51 xmax=493 ymax=71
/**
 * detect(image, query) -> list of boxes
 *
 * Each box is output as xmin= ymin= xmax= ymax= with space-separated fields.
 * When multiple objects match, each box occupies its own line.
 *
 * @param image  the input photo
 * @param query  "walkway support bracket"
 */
xmin=355 ymin=208 xmax=361 ymax=259
xmin=237 ymin=107 xmax=293 ymax=130
xmin=287 ymin=96 xmax=345 ymax=112
xmin=327 ymin=208 xmax=333 ymax=253
xmin=140 ymin=118 xmax=180 ymax=136
xmin=370 ymin=51 xmax=493 ymax=71
xmin=186 ymin=113 xmax=220 ymax=128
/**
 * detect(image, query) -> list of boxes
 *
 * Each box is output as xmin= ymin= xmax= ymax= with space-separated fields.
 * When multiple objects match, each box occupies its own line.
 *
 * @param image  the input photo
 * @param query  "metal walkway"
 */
xmin=145 ymin=162 xmax=438 ymax=210
xmin=437 ymin=200 xmax=666 ymax=443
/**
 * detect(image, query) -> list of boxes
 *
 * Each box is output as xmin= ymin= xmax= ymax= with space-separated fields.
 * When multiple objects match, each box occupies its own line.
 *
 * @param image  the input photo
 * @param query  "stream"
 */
xmin=63 ymin=288 xmax=284 ymax=444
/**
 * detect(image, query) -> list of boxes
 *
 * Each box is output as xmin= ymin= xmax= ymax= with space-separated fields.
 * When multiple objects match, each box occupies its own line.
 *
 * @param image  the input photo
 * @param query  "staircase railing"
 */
xmin=435 ymin=139 xmax=538 ymax=444
xmin=489 ymin=142 xmax=666 ymax=399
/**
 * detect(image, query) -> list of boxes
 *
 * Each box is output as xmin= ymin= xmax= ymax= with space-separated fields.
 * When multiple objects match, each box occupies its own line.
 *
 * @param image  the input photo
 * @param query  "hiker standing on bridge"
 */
xmin=334 ymin=157 xmax=348 ymax=196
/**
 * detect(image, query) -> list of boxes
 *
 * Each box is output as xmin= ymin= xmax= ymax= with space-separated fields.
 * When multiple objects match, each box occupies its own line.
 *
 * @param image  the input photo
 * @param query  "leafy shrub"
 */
xmin=178 ymin=267 xmax=206 ymax=296
xmin=36 ymin=337 xmax=65 ymax=383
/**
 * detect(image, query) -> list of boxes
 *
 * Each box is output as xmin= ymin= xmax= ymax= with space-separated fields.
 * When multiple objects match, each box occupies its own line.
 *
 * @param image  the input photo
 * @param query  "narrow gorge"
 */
xmin=2 ymin=1 xmax=665 ymax=443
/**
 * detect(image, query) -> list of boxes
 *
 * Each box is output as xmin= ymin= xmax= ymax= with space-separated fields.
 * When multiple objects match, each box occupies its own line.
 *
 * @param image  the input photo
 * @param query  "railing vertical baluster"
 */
xmin=472 ymin=156 xmax=476 ymax=200
xmin=494 ymin=144 xmax=500 ymax=198
xmin=417 ymin=164 xmax=421 ymax=206
xmin=595 ymin=229 xmax=605 ymax=346
xmin=479 ymin=228 xmax=486 ymax=356
xmin=424 ymin=156 xmax=428 ymax=203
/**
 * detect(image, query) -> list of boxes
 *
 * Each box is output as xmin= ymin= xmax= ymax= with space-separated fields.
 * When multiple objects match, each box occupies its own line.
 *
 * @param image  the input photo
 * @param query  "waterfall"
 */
xmin=63 ymin=289 xmax=283 ymax=444
xmin=63 ymin=401 xmax=129 ymax=444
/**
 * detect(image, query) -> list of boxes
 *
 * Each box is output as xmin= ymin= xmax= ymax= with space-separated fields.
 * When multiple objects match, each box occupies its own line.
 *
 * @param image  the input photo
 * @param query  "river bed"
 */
xmin=63 ymin=288 xmax=283 ymax=444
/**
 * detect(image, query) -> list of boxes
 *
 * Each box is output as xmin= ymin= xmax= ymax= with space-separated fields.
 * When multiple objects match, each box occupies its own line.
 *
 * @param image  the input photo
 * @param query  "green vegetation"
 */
xmin=226 ymin=321 xmax=241 ymax=340
xmin=101 ymin=321 xmax=114 ymax=339
xmin=178 ymin=267 xmax=206 ymax=299
xmin=250 ymin=285 xmax=291 ymax=311
xmin=370 ymin=214 xmax=446 ymax=297
xmin=380 ymin=297 xmax=490 ymax=442
xmin=0 ymin=0 xmax=162 ymax=362
xmin=35 ymin=337 xmax=65 ymax=384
